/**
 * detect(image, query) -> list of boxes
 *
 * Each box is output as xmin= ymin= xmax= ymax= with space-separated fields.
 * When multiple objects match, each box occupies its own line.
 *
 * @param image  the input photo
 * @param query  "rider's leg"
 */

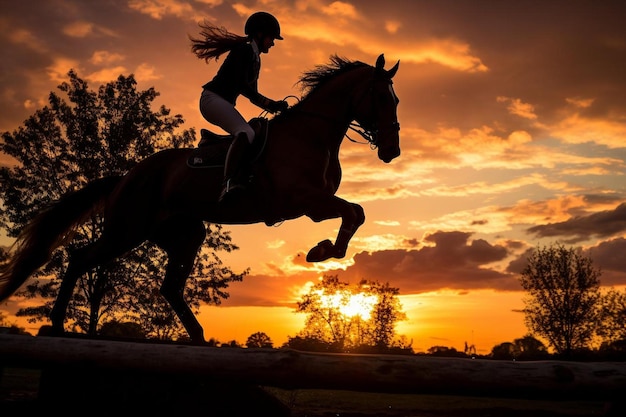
xmin=199 ymin=89 xmax=256 ymax=201
xmin=220 ymin=131 xmax=251 ymax=201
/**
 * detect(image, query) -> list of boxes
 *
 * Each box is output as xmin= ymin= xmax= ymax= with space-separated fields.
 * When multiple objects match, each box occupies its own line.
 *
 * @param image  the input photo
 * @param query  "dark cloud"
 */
xmin=331 ymin=231 xmax=519 ymax=293
xmin=506 ymin=239 xmax=626 ymax=286
xmin=220 ymin=231 xmax=522 ymax=307
xmin=589 ymin=238 xmax=626 ymax=286
xmin=527 ymin=203 xmax=626 ymax=240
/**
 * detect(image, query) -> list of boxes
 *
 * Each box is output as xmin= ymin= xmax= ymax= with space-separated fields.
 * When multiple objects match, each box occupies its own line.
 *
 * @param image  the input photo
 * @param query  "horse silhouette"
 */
xmin=0 ymin=54 xmax=401 ymax=343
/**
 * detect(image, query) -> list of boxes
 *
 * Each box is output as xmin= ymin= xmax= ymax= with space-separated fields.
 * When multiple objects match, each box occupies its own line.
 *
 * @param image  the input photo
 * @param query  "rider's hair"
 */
xmin=189 ymin=21 xmax=248 ymax=62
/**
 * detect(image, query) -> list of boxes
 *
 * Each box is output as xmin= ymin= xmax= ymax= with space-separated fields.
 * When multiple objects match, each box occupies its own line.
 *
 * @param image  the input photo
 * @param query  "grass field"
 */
xmin=0 ymin=366 xmax=617 ymax=416
xmin=266 ymin=387 xmax=611 ymax=416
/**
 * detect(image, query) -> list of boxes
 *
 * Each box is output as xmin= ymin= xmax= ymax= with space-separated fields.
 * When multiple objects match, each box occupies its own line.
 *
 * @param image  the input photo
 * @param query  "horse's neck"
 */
xmin=294 ymin=76 xmax=360 ymax=142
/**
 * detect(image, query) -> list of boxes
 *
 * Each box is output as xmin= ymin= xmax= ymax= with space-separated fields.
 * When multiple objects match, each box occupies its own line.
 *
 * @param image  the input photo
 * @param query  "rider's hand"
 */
xmin=268 ymin=100 xmax=288 ymax=114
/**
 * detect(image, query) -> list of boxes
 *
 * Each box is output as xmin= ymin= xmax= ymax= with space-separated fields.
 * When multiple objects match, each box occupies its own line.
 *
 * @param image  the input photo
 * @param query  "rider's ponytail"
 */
xmin=189 ymin=21 xmax=248 ymax=62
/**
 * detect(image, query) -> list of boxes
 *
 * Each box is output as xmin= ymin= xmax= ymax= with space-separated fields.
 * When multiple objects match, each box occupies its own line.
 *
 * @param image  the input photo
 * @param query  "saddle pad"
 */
xmin=187 ymin=140 xmax=230 ymax=168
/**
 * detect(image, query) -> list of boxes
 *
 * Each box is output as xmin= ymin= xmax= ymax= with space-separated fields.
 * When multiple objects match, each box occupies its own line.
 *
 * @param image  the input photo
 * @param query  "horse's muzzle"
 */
xmin=379 ymin=145 xmax=400 ymax=163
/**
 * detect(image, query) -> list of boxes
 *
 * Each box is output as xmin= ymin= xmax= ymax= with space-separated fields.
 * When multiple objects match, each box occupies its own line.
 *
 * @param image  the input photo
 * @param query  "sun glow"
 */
xmin=318 ymin=290 xmax=378 ymax=320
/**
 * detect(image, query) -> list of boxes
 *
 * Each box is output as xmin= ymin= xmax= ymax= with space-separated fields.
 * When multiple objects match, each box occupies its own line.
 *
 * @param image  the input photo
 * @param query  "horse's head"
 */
xmin=352 ymin=54 xmax=401 ymax=163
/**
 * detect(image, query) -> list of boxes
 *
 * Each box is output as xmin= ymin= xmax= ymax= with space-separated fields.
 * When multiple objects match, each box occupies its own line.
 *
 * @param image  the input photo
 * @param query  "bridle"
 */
xmin=345 ymin=77 xmax=400 ymax=149
xmin=276 ymin=75 xmax=400 ymax=149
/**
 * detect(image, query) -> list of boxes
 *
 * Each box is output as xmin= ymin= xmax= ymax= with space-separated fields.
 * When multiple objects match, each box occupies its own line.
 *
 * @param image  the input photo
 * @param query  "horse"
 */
xmin=0 ymin=54 xmax=400 ymax=344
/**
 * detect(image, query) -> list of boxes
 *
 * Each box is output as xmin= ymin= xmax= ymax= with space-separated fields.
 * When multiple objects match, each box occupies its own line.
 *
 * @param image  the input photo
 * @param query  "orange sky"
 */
xmin=1 ymin=0 xmax=626 ymax=354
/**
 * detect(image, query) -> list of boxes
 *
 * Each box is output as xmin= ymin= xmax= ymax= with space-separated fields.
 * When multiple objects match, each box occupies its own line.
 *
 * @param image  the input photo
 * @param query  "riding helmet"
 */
xmin=245 ymin=11 xmax=283 ymax=40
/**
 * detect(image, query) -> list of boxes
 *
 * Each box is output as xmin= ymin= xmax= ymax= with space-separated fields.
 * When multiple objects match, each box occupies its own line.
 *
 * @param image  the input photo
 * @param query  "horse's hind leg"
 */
xmin=49 ymin=237 xmax=131 ymax=336
xmin=153 ymin=217 xmax=207 ymax=344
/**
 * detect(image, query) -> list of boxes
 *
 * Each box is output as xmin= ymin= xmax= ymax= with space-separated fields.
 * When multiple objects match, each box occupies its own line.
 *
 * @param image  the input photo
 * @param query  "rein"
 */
xmin=285 ymin=108 xmax=379 ymax=148
xmin=346 ymin=122 xmax=378 ymax=148
xmin=282 ymin=75 xmax=398 ymax=150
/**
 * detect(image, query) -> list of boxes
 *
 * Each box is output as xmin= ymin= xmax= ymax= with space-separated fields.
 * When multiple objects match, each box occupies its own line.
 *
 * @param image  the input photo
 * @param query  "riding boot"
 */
xmin=219 ymin=132 xmax=251 ymax=202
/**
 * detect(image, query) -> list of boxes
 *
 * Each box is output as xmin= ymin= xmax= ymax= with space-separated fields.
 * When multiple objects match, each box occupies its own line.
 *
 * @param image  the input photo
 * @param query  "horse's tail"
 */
xmin=0 ymin=176 xmax=123 ymax=302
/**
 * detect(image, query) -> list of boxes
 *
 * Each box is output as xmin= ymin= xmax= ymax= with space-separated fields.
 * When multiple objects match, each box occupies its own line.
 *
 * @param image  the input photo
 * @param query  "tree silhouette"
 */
xmin=490 ymin=342 xmax=516 ymax=360
xmin=519 ymin=244 xmax=601 ymax=356
xmin=246 ymin=331 xmax=273 ymax=348
xmin=513 ymin=335 xmax=549 ymax=360
xmin=426 ymin=345 xmax=465 ymax=357
xmin=99 ymin=320 xmax=145 ymax=339
xmin=292 ymin=275 xmax=407 ymax=352
xmin=597 ymin=288 xmax=626 ymax=345
xmin=366 ymin=280 xmax=407 ymax=348
xmin=490 ymin=336 xmax=548 ymax=360
xmin=0 ymin=70 xmax=244 ymax=339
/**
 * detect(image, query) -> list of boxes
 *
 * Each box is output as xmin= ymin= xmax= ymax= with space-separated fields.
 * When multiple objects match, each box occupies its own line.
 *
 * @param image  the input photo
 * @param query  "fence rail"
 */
xmin=1 ymin=334 xmax=625 ymax=400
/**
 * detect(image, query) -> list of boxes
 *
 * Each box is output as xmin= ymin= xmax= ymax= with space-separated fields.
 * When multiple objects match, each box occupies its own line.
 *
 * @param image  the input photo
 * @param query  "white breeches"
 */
xmin=200 ymin=89 xmax=255 ymax=143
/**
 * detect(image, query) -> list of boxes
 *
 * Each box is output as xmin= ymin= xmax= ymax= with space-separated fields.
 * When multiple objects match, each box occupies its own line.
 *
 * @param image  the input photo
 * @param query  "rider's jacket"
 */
xmin=202 ymin=41 xmax=267 ymax=107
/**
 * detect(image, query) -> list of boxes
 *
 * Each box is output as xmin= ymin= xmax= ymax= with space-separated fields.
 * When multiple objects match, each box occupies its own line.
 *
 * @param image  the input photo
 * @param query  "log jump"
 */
xmin=1 ymin=334 xmax=625 ymax=400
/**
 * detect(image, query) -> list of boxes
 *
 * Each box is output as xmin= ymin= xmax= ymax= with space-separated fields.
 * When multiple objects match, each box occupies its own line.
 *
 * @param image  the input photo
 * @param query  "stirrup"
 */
xmin=219 ymin=179 xmax=246 ymax=202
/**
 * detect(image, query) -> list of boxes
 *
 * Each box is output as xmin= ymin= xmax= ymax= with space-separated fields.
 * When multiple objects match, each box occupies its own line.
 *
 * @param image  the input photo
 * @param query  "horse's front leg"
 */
xmin=305 ymin=196 xmax=365 ymax=262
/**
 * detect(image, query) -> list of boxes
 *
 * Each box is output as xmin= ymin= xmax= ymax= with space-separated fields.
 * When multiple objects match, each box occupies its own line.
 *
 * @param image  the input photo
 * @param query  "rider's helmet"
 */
xmin=245 ymin=12 xmax=283 ymax=40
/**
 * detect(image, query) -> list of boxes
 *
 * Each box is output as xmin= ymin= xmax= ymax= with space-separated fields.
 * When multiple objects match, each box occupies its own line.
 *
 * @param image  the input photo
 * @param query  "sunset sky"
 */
xmin=1 ymin=0 xmax=626 ymax=354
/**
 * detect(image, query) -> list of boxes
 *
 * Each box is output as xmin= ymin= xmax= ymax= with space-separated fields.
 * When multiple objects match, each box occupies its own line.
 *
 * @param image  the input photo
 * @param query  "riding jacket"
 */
xmin=202 ymin=40 xmax=272 ymax=109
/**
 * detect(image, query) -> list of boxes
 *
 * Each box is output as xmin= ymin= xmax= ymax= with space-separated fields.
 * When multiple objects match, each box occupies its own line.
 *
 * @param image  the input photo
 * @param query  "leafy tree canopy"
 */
xmin=0 ymin=70 xmax=245 ymax=339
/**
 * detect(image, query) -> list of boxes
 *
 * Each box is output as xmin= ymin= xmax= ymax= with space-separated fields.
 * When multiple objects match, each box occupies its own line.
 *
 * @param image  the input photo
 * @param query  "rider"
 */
xmin=190 ymin=11 xmax=288 ymax=201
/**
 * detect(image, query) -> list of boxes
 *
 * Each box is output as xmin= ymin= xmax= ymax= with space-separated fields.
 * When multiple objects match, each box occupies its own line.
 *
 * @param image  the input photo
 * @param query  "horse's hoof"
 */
xmin=306 ymin=239 xmax=335 ymax=262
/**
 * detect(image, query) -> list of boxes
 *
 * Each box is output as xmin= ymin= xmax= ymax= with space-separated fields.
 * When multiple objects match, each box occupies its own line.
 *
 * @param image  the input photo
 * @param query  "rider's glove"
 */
xmin=267 ymin=100 xmax=289 ymax=114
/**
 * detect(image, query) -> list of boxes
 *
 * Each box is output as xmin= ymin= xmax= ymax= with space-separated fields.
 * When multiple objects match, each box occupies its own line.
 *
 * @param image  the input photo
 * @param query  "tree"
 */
xmin=490 ymin=342 xmax=516 ymax=360
xmin=99 ymin=320 xmax=145 ymax=339
xmin=0 ymin=70 xmax=244 ymax=339
xmin=295 ymin=275 xmax=352 ymax=349
xmin=221 ymin=339 xmax=242 ymax=348
xmin=513 ymin=335 xmax=549 ymax=360
xmin=597 ymin=288 xmax=626 ymax=344
xmin=519 ymin=244 xmax=601 ymax=356
xmin=426 ymin=345 xmax=465 ymax=357
xmin=490 ymin=336 xmax=548 ymax=360
xmin=246 ymin=331 xmax=273 ymax=348
xmin=292 ymin=275 xmax=407 ymax=352
xmin=366 ymin=280 xmax=407 ymax=348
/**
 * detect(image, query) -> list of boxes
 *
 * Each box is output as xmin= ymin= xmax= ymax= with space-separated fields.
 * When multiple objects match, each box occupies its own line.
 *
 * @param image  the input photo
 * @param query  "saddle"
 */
xmin=187 ymin=117 xmax=268 ymax=168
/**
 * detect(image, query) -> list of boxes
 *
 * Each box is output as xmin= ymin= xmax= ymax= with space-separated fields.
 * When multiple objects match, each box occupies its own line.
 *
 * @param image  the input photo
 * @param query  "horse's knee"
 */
xmin=352 ymin=203 xmax=365 ymax=226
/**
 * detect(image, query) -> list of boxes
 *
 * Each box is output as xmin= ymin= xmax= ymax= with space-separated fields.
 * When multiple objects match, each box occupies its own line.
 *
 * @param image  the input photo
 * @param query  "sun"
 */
xmin=318 ymin=290 xmax=378 ymax=320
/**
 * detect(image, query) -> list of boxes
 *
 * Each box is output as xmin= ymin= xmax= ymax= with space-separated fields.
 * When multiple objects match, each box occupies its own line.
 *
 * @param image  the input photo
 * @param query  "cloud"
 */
xmin=566 ymin=97 xmax=594 ymax=108
xmin=220 ymin=230 xmax=520 ymax=307
xmin=526 ymin=202 xmax=626 ymax=241
xmin=8 ymin=28 xmax=48 ymax=53
xmin=385 ymin=20 xmax=401 ymax=35
xmin=589 ymin=237 xmax=626 ymax=286
xmin=85 ymin=66 xmax=128 ymax=83
xmin=506 ymin=238 xmax=626 ymax=287
xmin=128 ymin=0 xmax=196 ymax=20
xmin=134 ymin=63 xmax=161 ymax=82
xmin=63 ymin=21 xmax=95 ymax=37
xmin=332 ymin=230 xmax=518 ymax=293
xmin=497 ymin=96 xmax=538 ymax=120
xmin=90 ymin=51 xmax=125 ymax=65
xmin=392 ymin=38 xmax=488 ymax=72
xmin=551 ymin=112 xmax=626 ymax=149
xmin=321 ymin=1 xmax=360 ymax=19
xmin=46 ymin=57 xmax=81 ymax=83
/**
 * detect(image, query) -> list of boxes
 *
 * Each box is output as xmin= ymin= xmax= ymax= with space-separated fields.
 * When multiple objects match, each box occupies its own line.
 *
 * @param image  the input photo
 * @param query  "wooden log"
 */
xmin=1 ymin=334 xmax=625 ymax=399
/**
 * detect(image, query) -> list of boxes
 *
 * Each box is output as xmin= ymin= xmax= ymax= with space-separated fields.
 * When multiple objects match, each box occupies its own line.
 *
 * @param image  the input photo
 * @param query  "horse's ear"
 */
xmin=386 ymin=60 xmax=400 ymax=79
xmin=375 ymin=54 xmax=385 ymax=72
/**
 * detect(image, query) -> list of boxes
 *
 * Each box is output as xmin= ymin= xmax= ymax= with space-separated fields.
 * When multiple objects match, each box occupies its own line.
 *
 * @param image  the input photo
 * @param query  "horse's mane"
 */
xmin=271 ymin=56 xmax=367 ymax=120
xmin=297 ymin=55 xmax=368 ymax=95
